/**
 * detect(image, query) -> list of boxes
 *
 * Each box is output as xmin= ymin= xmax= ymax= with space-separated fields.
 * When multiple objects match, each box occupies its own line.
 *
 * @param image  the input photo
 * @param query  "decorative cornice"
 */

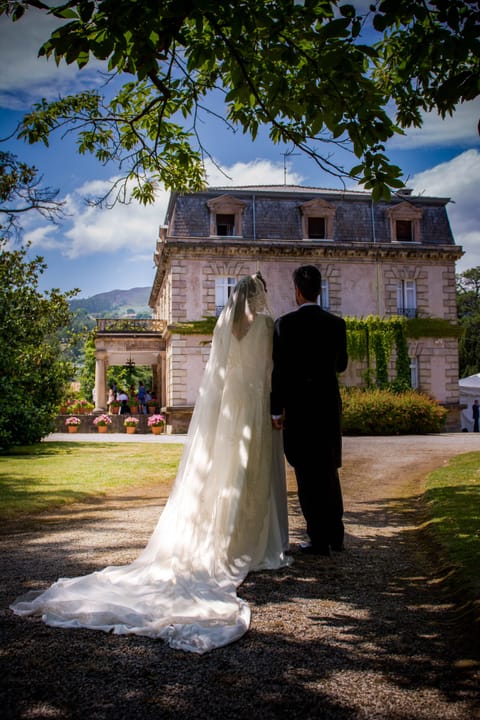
xmin=149 ymin=239 xmax=463 ymax=305
xmin=162 ymin=238 xmax=462 ymax=259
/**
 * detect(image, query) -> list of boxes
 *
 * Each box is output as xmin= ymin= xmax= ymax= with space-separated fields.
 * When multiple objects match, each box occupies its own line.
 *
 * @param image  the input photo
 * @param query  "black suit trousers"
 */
xmin=294 ymin=459 xmax=344 ymax=551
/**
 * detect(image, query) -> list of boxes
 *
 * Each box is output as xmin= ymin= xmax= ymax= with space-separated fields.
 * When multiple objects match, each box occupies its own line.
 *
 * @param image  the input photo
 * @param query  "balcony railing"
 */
xmin=397 ymin=307 xmax=417 ymax=319
xmin=96 ymin=318 xmax=166 ymax=333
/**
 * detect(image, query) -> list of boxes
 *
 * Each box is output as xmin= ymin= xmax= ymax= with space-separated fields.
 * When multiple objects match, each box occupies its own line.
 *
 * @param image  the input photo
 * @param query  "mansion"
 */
xmin=94 ymin=185 xmax=463 ymax=431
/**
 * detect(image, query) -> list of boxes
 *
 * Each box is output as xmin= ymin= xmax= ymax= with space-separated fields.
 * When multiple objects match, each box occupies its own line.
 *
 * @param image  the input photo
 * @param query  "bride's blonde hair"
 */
xmin=231 ymin=272 xmax=268 ymax=340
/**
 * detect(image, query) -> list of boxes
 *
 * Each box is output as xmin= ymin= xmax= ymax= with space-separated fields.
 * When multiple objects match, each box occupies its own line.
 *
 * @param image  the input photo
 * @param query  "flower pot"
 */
xmin=97 ymin=425 xmax=108 ymax=433
xmin=148 ymin=407 xmax=155 ymax=414
xmin=125 ymin=426 xmax=136 ymax=434
xmin=67 ymin=425 xmax=79 ymax=433
xmin=130 ymin=405 xmax=138 ymax=415
xmin=151 ymin=426 xmax=163 ymax=435
xmin=111 ymin=406 xmax=120 ymax=414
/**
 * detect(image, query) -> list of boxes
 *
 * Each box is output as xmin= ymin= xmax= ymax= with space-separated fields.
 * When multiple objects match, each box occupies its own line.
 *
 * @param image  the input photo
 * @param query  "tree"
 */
xmin=1 ymin=1 xmax=478 ymax=203
xmin=0 ymin=151 xmax=65 ymax=239
xmin=456 ymin=267 xmax=480 ymax=377
xmin=0 ymin=240 xmax=79 ymax=448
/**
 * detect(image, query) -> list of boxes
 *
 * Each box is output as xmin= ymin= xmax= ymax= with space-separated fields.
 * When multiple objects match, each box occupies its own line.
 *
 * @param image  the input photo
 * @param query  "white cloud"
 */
xmin=24 ymin=223 xmax=60 ymax=250
xmin=411 ymin=150 xmax=480 ymax=272
xmin=23 ymin=176 xmax=169 ymax=258
xmin=389 ymin=99 xmax=480 ymax=149
xmin=0 ymin=9 xmax=106 ymax=109
xmin=205 ymin=158 xmax=304 ymax=186
xmin=23 ymin=158 xmax=305 ymax=263
xmin=63 ymin=180 xmax=170 ymax=258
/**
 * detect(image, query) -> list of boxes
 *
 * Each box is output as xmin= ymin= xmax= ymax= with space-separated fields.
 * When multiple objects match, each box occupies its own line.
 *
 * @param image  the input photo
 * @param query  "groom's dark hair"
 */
xmin=293 ymin=265 xmax=321 ymax=302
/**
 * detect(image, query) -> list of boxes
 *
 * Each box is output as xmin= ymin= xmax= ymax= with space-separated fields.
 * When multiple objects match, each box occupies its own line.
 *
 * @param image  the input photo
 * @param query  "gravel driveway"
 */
xmin=1 ymin=434 xmax=479 ymax=720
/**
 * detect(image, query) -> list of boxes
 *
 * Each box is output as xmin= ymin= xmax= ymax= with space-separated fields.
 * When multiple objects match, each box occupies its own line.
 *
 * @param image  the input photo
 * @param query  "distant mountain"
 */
xmin=70 ymin=287 xmax=152 ymax=318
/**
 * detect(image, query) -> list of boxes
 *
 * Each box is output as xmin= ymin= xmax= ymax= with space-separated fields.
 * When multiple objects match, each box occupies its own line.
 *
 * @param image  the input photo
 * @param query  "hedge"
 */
xmin=341 ymin=388 xmax=448 ymax=435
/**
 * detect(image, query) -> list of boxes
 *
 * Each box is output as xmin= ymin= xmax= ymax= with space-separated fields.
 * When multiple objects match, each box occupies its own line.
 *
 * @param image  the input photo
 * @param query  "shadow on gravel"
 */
xmin=1 ymin=490 xmax=479 ymax=720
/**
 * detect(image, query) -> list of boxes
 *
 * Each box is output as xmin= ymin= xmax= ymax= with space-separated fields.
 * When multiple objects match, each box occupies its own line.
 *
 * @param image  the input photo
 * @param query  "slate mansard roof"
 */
xmin=163 ymin=185 xmax=456 ymax=247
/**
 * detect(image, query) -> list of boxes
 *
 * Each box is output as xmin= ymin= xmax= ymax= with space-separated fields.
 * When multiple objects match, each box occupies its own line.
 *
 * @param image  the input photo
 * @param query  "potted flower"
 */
xmin=109 ymin=400 xmax=121 ymax=414
xmin=123 ymin=416 xmax=139 ymax=434
xmin=93 ymin=414 xmax=112 ymax=433
xmin=147 ymin=414 xmax=166 ymax=435
xmin=147 ymin=399 xmax=158 ymax=414
xmin=71 ymin=399 xmax=94 ymax=415
xmin=129 ymin=398 xmax=139 ymax=414
xmin=65 ymin=416 xmax=81 ymax=433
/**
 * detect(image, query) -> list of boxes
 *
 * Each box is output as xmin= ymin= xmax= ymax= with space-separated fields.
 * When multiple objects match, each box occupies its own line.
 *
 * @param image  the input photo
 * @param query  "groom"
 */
xmin=271 ymin=265 xmax=348 ymax=556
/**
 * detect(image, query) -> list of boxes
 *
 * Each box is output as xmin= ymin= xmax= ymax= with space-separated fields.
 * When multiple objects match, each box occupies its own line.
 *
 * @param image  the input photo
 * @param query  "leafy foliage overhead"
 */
xmin=1 ymin=0 xmax=478 ymax=203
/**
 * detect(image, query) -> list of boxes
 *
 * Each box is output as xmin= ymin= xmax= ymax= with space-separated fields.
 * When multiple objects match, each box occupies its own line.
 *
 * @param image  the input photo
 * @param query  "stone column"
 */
xmin=155 ymin=352 xmax=165 ymax=407
xmin=94 ymin=350 xmax=108 ymax=412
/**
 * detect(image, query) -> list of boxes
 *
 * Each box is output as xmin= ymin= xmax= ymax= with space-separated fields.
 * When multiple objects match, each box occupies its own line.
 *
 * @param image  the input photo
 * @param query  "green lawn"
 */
xmin=424 ymin=451 xmax=480 ymax=602
xmin=0 ymin=442 xmax=183 ymax=520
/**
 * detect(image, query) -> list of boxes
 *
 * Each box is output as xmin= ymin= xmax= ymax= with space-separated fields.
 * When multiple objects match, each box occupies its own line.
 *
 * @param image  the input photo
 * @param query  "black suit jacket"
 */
xmin=271 ymin=304 xmax=348 ymax=468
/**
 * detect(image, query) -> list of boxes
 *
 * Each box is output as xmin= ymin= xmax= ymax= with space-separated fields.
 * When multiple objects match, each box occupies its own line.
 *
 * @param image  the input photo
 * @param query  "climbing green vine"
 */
xmin=345 ymin=316 xmax=407 ymax=388
xmin=170 ymin=314 xmax=460 ymax=391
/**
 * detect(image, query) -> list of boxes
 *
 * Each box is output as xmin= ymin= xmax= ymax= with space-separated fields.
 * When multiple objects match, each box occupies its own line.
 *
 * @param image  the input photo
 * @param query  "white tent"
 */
xmin=459 ymin=373 xmax=480 ymax=431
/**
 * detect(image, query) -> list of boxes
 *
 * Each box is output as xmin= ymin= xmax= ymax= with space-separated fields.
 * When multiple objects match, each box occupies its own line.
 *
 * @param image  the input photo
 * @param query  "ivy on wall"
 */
xmin=406 ymin=318 xmax=464 ymax=339
xmin=170 ymin=314 xmax=461 ymax=390
xmin=169 ymin=317 xmax=217 ymax=335
xmin=345 ymin=316 xmax=462 ymax=389
xmin=345 ymin=316 xmax=410 ymax=388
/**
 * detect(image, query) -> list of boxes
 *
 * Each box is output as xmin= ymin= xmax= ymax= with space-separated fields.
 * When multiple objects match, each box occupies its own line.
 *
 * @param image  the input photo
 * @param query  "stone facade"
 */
xmin=148 ymin=185 xmax=462 ymax=430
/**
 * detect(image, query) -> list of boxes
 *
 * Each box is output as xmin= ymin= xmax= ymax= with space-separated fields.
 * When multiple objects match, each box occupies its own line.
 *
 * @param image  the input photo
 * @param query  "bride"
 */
xmin=11 ymin=273 xmax=291 ymax=654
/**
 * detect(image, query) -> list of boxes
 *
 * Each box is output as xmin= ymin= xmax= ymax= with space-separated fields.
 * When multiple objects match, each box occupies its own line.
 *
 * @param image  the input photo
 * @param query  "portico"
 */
xmin=93 ymin=319 xmax=166 ymax=412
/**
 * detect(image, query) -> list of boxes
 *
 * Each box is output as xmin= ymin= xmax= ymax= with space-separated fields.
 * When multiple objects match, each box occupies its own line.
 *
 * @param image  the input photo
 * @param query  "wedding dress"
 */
xmin=11 ymin=274 xmax=291 ymax=654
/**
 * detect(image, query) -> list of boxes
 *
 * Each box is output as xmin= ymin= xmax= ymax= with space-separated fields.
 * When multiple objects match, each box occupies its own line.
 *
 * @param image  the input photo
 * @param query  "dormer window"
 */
xmin=300 ymin=198 xmax=336 ymax=240
xmin=216 ymin=214 xmax=235 ymax=236
xmin=207 ymin=195 xmax=246 ymax=238
xmin=396 ymin=220 xmax=413 ymax=242
xmin=387 ymin=202 xmax=423 ymax=243
xmin=308 ymin=217 xmax=326 ymax=239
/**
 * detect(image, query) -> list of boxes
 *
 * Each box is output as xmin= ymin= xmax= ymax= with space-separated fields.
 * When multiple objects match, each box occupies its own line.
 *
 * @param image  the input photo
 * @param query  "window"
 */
xmin=308 ymin=217 xmax=326 ymax=239
xmin=207 ymin=195 xmax=246 ymax=237
xmin=216 ymin=214 xmax=235 ymax=236
xmin=396 ymin=220 xmax=413 ymax=242
xmin=300 ymin=198 xmax=335 ymax=240
xmin=410 ymin=357 xmax=419 ymax=389
xmin=397 ymin=280 xmax=417 ymax=318
xmin=317 ymin=278 xmax=330 ymax=310
xmin=215 ymin=276 xmax=237 ymax=316
xmin=387 ymin=201 xmax=422 ymax=243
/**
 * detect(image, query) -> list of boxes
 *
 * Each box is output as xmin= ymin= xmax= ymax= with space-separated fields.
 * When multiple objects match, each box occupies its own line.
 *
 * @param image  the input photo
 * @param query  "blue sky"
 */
xmin=0 ymin=8 xmax=479 ymax=299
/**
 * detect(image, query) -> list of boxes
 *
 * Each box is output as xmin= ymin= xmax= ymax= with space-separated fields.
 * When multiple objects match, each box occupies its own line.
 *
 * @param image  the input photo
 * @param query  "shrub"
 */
xmin=341 ymin=388 xmax=448 ymax=435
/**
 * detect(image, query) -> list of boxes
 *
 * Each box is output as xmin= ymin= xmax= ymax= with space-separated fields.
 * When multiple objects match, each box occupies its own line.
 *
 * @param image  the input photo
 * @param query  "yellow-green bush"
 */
xmin=341 ymin=388 xmax=448 ymax=435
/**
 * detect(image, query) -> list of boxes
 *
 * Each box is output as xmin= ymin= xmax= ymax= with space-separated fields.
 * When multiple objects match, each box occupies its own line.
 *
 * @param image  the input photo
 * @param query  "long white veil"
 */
xmin=11 ymin=274 xmax=291 ymax=653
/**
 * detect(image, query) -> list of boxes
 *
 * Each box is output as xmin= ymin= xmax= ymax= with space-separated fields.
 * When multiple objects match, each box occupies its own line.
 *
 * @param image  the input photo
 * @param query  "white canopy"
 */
xmin=459 ymin=373 xmax=480 ymax=431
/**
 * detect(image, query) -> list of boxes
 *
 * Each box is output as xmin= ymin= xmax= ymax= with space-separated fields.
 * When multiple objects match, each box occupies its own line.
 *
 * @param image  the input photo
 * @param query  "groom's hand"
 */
xmin=272 ymin=415 xmax=284 ymax=430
